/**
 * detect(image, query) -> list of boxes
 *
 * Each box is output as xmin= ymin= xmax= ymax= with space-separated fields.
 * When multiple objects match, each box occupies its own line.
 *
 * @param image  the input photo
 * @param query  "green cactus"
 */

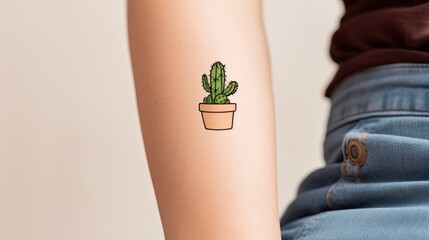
xmin=214 ymin=93 xmax=227 ymax=104
xmin=201 ymin=61 xmax=238 ymax=104
xmin=203 ymin=94 xmax=213 ymax=104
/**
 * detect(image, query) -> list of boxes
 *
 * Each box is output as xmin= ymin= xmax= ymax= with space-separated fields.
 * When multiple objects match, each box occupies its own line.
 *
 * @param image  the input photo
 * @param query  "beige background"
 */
xmin=0 ymin=1 xmax=342 ymax=239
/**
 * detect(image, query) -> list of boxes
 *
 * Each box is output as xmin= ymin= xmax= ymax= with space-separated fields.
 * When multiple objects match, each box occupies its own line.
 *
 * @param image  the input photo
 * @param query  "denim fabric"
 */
xmin=280 ymin=63 xmax=429 ymax=240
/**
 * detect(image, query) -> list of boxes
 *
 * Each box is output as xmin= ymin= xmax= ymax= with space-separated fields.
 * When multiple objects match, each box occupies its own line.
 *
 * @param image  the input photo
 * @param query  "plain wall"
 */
xmin=0 ymin=0 xmax=342 ymax=239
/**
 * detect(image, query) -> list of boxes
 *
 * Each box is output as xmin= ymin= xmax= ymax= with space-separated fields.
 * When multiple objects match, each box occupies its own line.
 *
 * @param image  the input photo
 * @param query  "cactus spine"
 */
xmin=202 ymin=62 xmax=238 ymax=104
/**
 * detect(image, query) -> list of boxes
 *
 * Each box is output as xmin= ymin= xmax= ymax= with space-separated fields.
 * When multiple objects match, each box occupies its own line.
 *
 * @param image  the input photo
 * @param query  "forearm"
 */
xmin=128 ymin=1 xmax=280 ymax=239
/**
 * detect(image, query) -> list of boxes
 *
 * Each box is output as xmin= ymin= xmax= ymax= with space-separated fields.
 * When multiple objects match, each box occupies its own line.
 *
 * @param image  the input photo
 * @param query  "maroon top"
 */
xmin=325 ymin=0 xmax=429 ymax=98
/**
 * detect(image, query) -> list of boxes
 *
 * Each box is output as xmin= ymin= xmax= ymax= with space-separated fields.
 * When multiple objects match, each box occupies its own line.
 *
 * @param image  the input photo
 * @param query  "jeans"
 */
xmin=280 ymin=63 xmax=429 ymax=240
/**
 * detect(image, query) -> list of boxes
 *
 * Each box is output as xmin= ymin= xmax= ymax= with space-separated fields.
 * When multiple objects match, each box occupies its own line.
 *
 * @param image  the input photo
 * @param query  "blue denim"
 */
xmin=280 ymin=63 xmax=429 ymax=239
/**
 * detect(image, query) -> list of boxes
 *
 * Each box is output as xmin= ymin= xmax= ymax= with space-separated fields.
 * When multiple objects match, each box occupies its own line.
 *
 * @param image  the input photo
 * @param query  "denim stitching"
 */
xmin=333 ymin=179 xmax=341 ymax=207
xmin=336 ymin=177 xmax=348 ymax=208
xmin=340 ymin=160 xmax=348 ymax=176
xmin=326 ymin=126 xmax=367 ymax=210
xmin=326 ymin=165 xmax=348 ymax=210
xmin=327 ymin=110 xmax=429 ymax=135
xmin=333 ymin=81 xmax=429 ymax=103
xmin=343 ymin=160 xmax=361 ymax=178
xmin=325 ymin=181 xmax=336 ymax=209
xmin=332 ymin=75 xmax=429 ymax=104
xmin=325 ymin=133 xmax=349 ymax=210
xmin=357 ymin=132 xmax=369 ymax=180
xmin=331 ymin=63 xmax=429 ymax=96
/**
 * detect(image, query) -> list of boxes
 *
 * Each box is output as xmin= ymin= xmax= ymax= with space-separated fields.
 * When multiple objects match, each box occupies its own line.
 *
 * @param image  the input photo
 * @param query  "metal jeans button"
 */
xmin=346 ymin=139 xmax=366 ymax=166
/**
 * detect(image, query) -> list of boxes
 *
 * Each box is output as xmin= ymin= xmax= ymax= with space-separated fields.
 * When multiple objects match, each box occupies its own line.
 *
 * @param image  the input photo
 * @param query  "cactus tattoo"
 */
xmin=201 ymin=62 xmax=238 ymax=104
xmin=199 ymin=61 xmax=238 ymax=130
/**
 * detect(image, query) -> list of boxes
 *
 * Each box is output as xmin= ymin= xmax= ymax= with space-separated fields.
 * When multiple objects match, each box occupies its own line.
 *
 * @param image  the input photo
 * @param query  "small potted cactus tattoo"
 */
xmin=199 ymin=61 xmax=239 ymax=130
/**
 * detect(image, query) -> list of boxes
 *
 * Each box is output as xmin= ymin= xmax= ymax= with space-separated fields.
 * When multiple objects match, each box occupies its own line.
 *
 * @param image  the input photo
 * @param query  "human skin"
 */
xmin=127 ymin=1 xmax=281 ymax=239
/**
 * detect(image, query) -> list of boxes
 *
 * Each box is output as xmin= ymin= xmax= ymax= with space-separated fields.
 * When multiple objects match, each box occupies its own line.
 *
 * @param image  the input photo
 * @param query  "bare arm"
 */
xmin=127 ymin=1 xmax=280 ymax=239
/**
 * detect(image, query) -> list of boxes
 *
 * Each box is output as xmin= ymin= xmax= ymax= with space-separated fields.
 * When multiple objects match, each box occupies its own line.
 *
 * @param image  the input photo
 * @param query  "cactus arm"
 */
xmin=214 ymin=93 xmax=228 ymax=104
xmin=224 ymin=81 xmax=238 ymax=96
xmin=210 ymin=62 xmax=225 ymax=100
xmin=202 ymin=74 xmax=210 ymax=92
xmin=204 ymin=94 xmax=213 ymax=104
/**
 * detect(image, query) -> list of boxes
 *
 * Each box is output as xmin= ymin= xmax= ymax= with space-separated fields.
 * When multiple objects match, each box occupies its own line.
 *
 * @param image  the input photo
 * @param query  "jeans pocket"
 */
xmin=326 ymin=115 xmax=429 ymax=210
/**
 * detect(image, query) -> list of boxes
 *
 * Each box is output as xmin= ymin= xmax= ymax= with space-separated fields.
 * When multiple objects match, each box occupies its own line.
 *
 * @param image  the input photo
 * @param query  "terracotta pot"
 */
xmin=198 ymin=103 xmax=237 ymax=130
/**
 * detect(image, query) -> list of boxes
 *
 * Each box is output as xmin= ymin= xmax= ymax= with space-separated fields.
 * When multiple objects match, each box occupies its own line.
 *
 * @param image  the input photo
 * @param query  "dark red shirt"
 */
xmin=325 ymin=0 xmax=429 ymax=98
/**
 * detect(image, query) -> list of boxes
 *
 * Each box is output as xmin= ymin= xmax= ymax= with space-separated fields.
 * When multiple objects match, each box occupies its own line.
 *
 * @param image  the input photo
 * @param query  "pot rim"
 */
xmin=199 ymin=103 xmax=237 ymax=112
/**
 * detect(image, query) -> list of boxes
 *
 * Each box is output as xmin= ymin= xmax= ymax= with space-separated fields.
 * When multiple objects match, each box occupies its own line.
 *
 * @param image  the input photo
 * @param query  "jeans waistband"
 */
xmin=326 ymin=63 xmax=429 ymax=135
